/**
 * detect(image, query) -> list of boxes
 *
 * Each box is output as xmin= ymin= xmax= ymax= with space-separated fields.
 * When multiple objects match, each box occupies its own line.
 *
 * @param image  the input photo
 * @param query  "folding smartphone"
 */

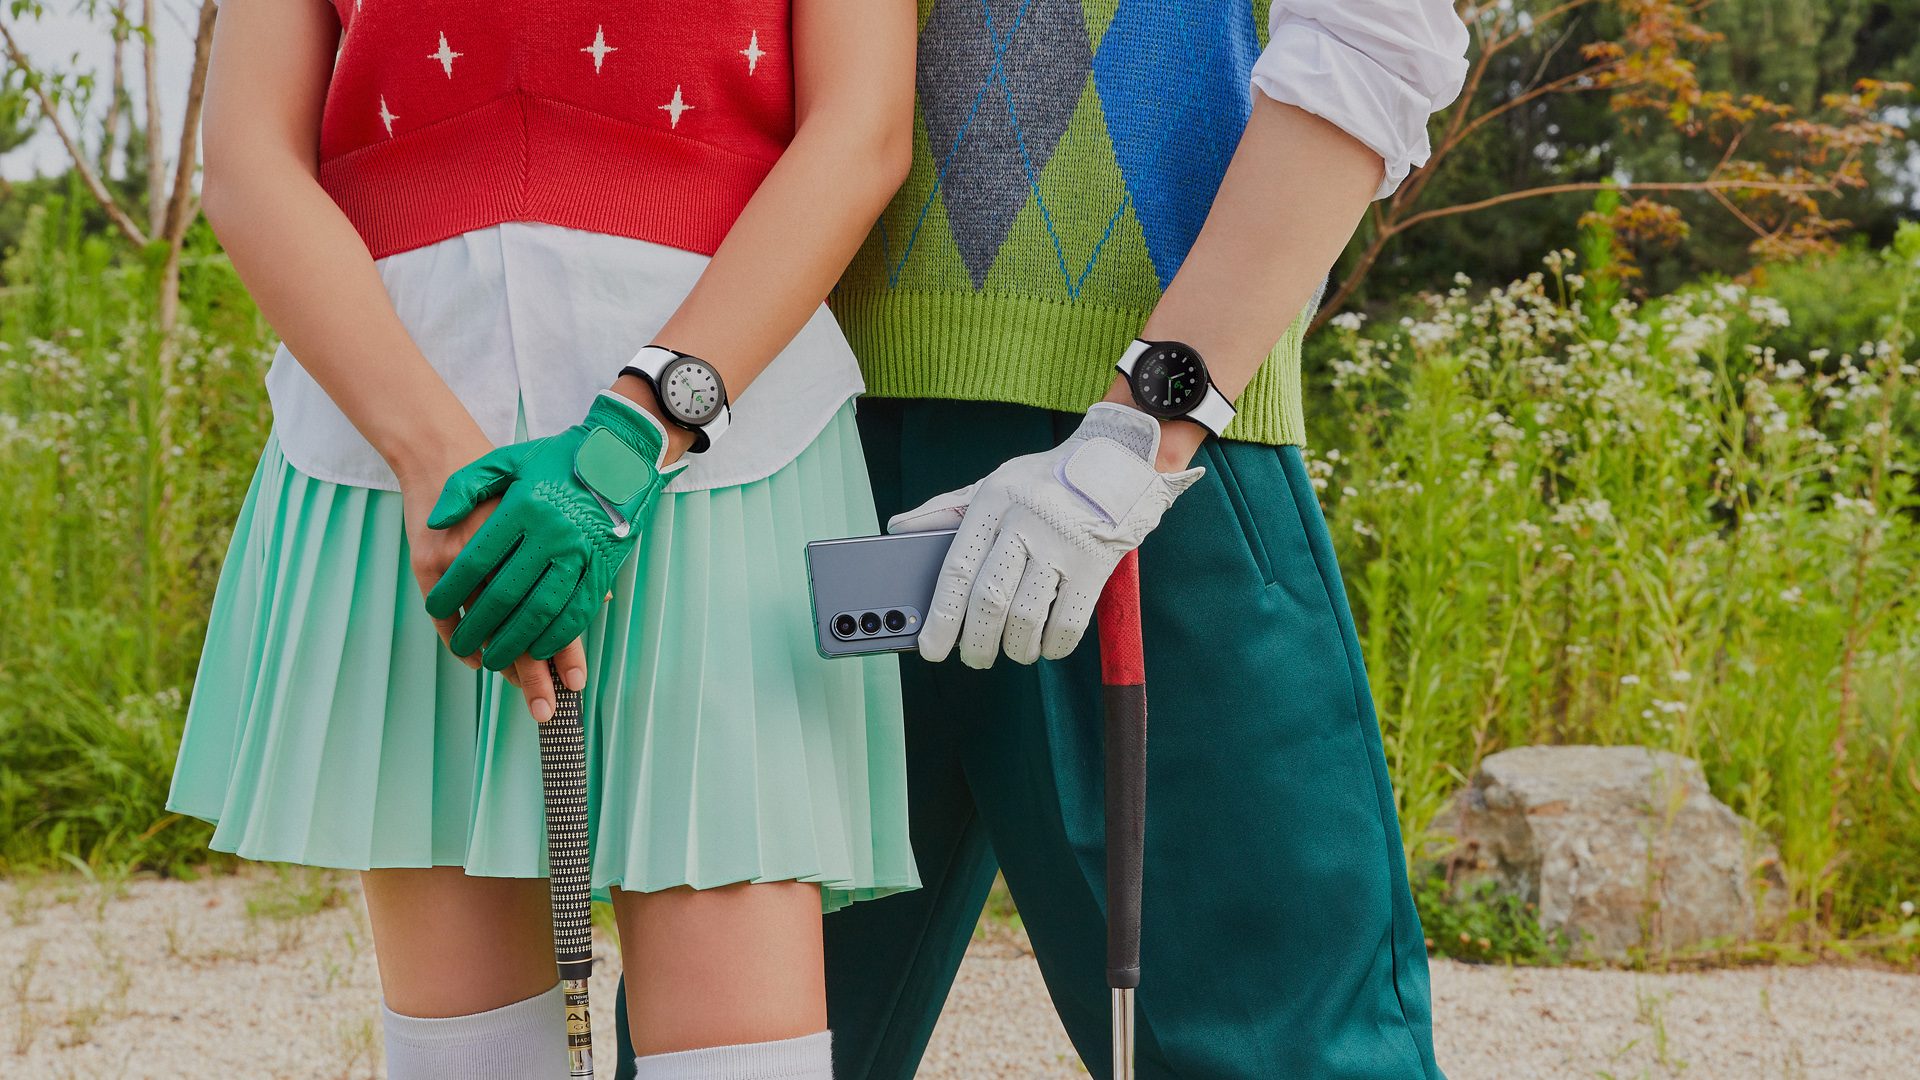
xmin=804 ymin=528 xmax=959 ymax=658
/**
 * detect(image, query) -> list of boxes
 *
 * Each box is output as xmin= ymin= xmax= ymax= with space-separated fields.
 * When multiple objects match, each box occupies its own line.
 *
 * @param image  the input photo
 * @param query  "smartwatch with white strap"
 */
xmin=1115 ymin=339 xmax=1236 ymax=437
xmin=619 ymin=345 xmax=732 ymax=454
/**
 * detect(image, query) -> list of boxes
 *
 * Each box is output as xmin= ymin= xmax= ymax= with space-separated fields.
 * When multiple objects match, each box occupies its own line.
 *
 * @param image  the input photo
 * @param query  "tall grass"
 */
xmin=1312 ymin=221 xmax=1920 ymax=938
xmin=0 ymin=194 xmax=271 ymax=874
xmin=0 ymin=185 xmax=1914 ymax=942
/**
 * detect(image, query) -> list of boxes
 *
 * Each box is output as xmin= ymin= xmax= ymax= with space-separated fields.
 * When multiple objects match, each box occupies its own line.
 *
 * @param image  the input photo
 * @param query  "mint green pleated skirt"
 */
xmin=167 ymin=404 xmax=917 ymax=913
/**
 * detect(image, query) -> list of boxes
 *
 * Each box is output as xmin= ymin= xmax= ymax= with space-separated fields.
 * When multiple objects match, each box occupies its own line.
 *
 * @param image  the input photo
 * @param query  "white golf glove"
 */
xmin=889 ymin=403 xmax=1203 ymax=668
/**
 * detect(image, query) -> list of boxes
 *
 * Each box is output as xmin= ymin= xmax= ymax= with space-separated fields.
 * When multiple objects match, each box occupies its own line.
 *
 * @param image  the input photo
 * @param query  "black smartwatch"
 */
xmin=1114 ymin=338 xmax=1236 ymax=436
xmin=619 ymin=346 xmax=732 ymax=453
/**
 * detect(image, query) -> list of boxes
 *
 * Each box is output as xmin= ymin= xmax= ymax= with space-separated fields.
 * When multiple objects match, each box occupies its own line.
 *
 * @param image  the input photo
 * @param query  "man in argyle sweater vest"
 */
xmin=616 ymin=1 xmax=1468 ymax=1077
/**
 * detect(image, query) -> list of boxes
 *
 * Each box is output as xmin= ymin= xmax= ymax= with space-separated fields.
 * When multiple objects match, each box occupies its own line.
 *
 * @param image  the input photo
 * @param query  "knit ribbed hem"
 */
xmin=631 ymin=1030 xmax=832 ymax=1080
xmin=830 ymin=289 xmax=1309 ymax=446
xmin=382 ymin=983 xmax=565 ymax=1076
xmin=321 ymin=92 xmax=777 ymax=260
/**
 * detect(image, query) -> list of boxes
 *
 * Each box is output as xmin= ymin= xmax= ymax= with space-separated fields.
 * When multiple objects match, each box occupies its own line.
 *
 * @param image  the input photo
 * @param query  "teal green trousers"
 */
xmin=615 ymin=399 xmax=1441 ymax=1080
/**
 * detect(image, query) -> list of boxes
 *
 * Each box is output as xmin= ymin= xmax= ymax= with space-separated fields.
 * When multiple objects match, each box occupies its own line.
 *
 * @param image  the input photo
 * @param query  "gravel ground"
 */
xmin=3 ymin=871 xmax=1915 ymax=1078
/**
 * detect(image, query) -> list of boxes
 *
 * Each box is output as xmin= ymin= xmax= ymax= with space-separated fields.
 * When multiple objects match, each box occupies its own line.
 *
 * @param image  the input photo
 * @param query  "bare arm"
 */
xmin=1100 ymin=96 xmax=1385 ymax=469
xmin=611 ymin=0 xmax=916 ymax=459
xmin=200 ymin=0 xmax=583 ymax=708
xmin=199 ymin=0 xmax=488 ymax=486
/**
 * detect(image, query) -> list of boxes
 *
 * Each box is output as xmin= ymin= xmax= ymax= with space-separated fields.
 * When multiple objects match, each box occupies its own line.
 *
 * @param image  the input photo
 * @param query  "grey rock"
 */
xmin=1431 ymin=745 xmax=1786 ymax=960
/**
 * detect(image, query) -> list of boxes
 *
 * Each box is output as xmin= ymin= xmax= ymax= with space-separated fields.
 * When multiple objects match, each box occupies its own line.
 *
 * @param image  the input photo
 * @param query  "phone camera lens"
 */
xmin=859 ymin=612 xmax=883 ymax=635
xmin=883 ymin=610 xmax=908 ymax=633
xmin=833 ymin=613 xmax=859 ymax=639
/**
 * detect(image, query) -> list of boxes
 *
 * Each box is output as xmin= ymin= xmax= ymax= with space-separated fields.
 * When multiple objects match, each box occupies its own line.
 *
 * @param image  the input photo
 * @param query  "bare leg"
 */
xmin=361 ymin=867 xmax=556 ymax=1017
xmin=612 ymin=881 xmax=825 ymax=1056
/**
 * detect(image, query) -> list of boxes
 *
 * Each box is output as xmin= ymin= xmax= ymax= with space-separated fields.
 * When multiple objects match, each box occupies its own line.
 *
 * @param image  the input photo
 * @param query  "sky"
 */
xmin=2 ymin=1 xmax=201 ymax=180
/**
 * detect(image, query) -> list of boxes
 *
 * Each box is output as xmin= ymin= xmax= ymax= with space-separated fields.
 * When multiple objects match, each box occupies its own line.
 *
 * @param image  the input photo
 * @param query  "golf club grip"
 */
xmin=1098 ymin=552 xmax=1147 ymax=991
xmin=540 ymin=675 xmax=593 ymax=981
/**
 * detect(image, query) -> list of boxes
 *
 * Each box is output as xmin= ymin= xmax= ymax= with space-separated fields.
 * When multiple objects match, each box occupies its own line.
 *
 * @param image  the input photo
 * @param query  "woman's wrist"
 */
xmin=1101 ymin=377 xmax=1207 ymax=473
xmin=381 ymin=413 xmax=494 ymax=491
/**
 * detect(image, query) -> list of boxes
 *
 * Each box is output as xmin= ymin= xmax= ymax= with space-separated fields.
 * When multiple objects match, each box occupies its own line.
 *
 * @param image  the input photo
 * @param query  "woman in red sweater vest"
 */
xmin=166 ymin=2 xmax=916 ymax=1077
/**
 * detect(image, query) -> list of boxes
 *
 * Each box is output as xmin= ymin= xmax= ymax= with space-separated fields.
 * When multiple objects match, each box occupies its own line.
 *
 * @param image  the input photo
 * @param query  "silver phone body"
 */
xmin=805 ymin=528 xmax=958 ymax=658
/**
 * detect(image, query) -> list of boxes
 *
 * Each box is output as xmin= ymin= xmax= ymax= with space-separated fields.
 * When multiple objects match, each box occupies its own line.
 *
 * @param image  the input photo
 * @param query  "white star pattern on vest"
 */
xmin=659 ymin=85 xmax=692 ymax=128
xmin=428 ymin=32 xmax=462 ymax=78
xmin=375 ymin=30 xmax=778 ymax=138
xmin=582 ymin=25 xmax=616 ymax=73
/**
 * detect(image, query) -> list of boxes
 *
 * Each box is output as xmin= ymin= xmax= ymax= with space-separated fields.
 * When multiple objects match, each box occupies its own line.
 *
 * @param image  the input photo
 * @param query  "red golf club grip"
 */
xmin=1097 ymin=550 xmax=1146 ymax=992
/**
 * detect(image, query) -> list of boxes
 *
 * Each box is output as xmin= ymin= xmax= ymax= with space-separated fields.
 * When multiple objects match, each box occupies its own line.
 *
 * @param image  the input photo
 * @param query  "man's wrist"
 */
xmin=1101 ymin=377 xmax=1205 ymax=472
xmin=610 ymin=373 xmax=696 ymax=465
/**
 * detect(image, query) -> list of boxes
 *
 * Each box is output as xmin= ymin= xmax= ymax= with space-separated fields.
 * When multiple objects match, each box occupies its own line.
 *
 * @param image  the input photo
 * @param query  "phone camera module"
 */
xmin=883 ymin=610 xmax=908 ymax=633
xmin=859 ymin=612 xmax=883 ymax=635
xmin=832 ymin=613 xmax=859 ymax=640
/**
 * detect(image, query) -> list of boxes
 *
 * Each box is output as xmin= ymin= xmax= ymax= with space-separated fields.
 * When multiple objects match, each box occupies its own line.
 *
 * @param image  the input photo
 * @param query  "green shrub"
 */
xmin=0 ymin=198 xmax=268 ymax=876
xmin=1412 ymin=869 xmax=1571 ymax=965
xmin=1313 ymin=222 xmax=1920 ymax=941
xmin=1749 ymin=241 xmax=1920 ymax=371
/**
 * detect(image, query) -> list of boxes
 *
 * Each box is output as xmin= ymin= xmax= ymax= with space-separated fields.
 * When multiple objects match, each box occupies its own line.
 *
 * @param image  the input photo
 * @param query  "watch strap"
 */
xmin=624 ymin=345 xmax=678 ymax=381
xmin=1187 ymin=386 xmax=1236 ymax=438
xmin=698 ymin=396 xmax=731 ymax=448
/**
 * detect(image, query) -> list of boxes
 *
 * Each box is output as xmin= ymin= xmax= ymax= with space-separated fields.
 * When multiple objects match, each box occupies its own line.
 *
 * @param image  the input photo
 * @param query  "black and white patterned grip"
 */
xmin=540 ymin=681 xmax=593 ymax=981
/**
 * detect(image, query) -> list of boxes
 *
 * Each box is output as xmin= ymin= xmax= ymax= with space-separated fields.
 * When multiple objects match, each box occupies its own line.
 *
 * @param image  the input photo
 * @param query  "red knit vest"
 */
xmin=318 ymin=2 xmax=793 ymax=260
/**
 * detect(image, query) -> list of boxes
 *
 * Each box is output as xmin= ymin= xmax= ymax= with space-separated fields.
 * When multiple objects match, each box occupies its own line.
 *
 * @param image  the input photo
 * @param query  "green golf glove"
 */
xmin=425 ymin=391 xmax=676 ymax=670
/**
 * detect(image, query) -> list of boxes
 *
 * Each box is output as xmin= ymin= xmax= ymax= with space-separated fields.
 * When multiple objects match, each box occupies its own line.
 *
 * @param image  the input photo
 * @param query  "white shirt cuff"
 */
xmin=1251 ymin=12 xmax=1469 ymax=201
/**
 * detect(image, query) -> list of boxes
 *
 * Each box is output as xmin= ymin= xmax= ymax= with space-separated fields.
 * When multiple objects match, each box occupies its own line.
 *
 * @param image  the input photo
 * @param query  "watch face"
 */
xmin=1130 ymin=343 xmax=1207 ymax=419
xmin=659 ymin=357 xmax=724 ymax=425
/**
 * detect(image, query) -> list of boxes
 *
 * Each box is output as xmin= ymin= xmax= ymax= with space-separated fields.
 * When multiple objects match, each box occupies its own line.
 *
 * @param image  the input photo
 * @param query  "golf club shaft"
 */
xmin=1096 ymin=552 xmax=1148 ymax=1080
xmin=541 ymin=666 xmax=593 ymax=1078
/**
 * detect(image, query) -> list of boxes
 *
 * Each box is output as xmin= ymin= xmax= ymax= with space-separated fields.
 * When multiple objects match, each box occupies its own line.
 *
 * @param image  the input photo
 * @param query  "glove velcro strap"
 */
xmin=574 ymin=427 xmax=656 ymax=508
xmin=1060 ymin=439 xmax=1157 ymax=525
xmin=586 ymin=392 xmax=669 ymax=470
xmin=576 ymin=393 xmax=669 ymax=518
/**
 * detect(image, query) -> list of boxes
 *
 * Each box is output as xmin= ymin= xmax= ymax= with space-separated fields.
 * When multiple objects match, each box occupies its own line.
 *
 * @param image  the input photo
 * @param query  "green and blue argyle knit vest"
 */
xmin=831 ymin=0 xmax=1311 ymax=446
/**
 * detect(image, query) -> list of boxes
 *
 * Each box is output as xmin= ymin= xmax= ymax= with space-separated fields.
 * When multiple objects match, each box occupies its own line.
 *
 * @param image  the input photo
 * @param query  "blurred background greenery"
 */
xmin=0 ymin=0 xmax=1916 ymax=962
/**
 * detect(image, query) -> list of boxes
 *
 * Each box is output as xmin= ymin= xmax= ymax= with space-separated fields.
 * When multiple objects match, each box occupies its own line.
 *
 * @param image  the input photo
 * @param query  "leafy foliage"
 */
xmin=0 ymin=195 xmax=269 ymax=875
xmin=1313 ymin=217 xmax=1920 ymax=942
xmin=1413 ymin=870 xmax=1572 ymax=965
xmin=1344 ymin=0 xmax=1919 ymax=312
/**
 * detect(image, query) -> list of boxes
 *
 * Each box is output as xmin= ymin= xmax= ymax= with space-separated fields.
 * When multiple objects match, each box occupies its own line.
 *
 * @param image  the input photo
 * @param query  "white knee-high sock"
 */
xmin=632 ymin=1030 xmax=833 ymax=1079
xmin=382 ymin=982 xmax=567 ymax=1080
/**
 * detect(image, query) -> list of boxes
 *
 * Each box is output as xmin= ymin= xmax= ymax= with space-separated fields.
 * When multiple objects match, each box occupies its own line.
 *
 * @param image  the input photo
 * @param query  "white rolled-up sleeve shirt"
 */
xmin=1251 ymin=0 xmax=1472 ymax=200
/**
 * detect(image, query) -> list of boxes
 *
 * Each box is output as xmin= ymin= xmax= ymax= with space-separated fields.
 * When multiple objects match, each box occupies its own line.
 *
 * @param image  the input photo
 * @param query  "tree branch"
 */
xmin=141 ymin=0 xmax=163 ymax=230
xmin=160 ymin=1 xmax=216 ymax=245
xmin=1490 ymin=0 xmax=1606 ymax=54
xmin=1390 ymin=176 xmax=1839 ymax=235
xmin=0 ymin=15 xmax=150 ymax=247
xmin=1705 ymin=186 xmax=1768 ymax=237
xmin=1450 ymin=59 xmax=1626 ymax=149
